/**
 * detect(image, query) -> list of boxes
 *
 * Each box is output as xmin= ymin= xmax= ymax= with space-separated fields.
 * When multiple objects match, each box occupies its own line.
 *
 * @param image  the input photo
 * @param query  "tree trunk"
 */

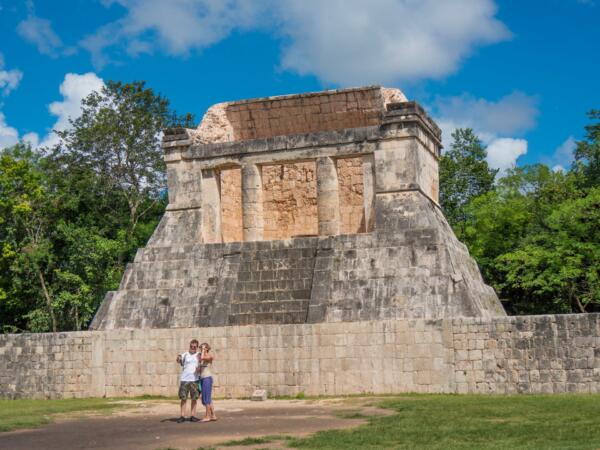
xmin=37 ymin=267 xmax=57 ymax=332
xmin=129 ymin=200 xmax=139 ymax=237
xmin=125 ymin=193 xmax=138 ymax=234
xmin=74 ymin=304 xmax=80 ymax=331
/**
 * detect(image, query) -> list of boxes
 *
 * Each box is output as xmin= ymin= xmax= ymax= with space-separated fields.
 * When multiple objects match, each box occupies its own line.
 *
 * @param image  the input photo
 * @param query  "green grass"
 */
xmin=286 ymin=394 xmax=600 ymax=449
xmin=0 ymin=397 xmax=127 ymax=432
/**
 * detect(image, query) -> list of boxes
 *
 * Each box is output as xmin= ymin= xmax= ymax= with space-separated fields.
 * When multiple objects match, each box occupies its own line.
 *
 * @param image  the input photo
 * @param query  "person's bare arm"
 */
xmin=176 ymin=354 xmax=182 ymax=364
xmin=200 ymin=350 xmax=214 ymax=363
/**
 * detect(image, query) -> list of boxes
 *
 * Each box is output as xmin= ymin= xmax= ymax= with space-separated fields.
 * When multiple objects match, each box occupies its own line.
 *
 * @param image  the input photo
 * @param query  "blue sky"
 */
xmin=0 ymin=0 xmax=599 ymax=172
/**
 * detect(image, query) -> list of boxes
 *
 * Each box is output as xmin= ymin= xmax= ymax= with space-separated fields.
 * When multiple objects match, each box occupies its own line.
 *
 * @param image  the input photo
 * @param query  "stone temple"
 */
xmin=91 ymin=86 xmax=505 ymax=330
xmin=7 ymin=88 xmax=597 ymax=401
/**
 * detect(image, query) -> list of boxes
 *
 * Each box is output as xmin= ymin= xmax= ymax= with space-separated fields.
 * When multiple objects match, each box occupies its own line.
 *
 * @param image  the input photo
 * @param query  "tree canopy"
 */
xmin=53 ymin=80 xmax=194 ymax=235
xmin=0 ymin=81 xmax=193 ymax=332
xmin=440 ymin=111 xmax=600 ymax=314
xmin=439 ymin=128 xmax=497 ymax=236
xmin=573 ymin=109 xmax=600 ymax=188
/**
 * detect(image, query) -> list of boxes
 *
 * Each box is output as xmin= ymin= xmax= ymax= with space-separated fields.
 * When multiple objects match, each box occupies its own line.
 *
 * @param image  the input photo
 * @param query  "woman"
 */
xmin=198 ymin=342 xmax=217 ymax=422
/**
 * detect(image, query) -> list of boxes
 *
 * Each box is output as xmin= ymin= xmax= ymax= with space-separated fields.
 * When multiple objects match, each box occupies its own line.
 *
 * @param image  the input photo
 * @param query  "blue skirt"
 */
xmin=200 ymin=376 xmax=213 ymax=406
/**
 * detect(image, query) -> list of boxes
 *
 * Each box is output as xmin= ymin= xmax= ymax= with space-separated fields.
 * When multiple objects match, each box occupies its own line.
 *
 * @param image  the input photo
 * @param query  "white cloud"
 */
xmin=0 ymin=112 xmax=20 ymax=149
xmin=22 ymin=131 xmax=40 ymax=148
xmin=434 ymin=92 xmax=538 ymax=138
xmin=0 ymin=72 xmax=104 ymax=151
xmin=547 ymin=135 xmax=576 ymax=171
xmin=38 ymin=72 xmax=105 ymax=148
xmin=81 ymin=0 xmax=262 ymax=68
xmin=433 ymin=91 xmax=538 ymax=172
xmin=82 ymin=0 xmax=510 ymax=85
xmin=0 ymin=54 xmax=23 ymax=150
xmin=17 ymin=15 xmax=65 ymax=57
xmin=486 ymin=138 xmax=528 ymax=173
xmin=0 ymin=53 xmax=23 ymax=96
xmin=276 ymin=0 xmax=510 ymax=85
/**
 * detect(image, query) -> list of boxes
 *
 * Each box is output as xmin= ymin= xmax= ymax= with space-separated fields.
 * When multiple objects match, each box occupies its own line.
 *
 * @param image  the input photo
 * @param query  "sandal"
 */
xmin=189 ymin=416 xmax=200 ymax=422
xmin=176 ymin=416 xmax=186 ymax=423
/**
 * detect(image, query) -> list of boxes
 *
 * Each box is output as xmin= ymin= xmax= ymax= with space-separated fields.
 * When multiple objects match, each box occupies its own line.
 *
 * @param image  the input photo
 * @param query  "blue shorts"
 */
xmin=200 ymin=376 xmax=213 ymax=406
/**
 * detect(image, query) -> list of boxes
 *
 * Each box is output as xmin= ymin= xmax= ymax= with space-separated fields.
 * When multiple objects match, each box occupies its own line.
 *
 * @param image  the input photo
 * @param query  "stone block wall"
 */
xmin=0 ymin=332 xmax=104 ymax=399
xmin=224 ymin=87 xmax=385 ymax=141
xmin=93 ymin=188 xmax=503 ymax=331
xmin=2 ymin=314 xmax=598 ymax=399
xmin=452 ymin=314 xmax=600 ymax=394
xmin=262 ymin=161 xmax=318 ymax=240
xmin=219 ymin=167 xmax=243 ymax=242
xmin=337 ymin=156 xmax=366 ymax=234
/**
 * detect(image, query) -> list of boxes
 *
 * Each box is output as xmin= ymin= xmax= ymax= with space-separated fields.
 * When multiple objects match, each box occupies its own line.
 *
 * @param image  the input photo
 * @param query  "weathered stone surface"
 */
xmin=263 ymin=161 xmax=317 ymax=239
xmin=190 ymin=86 xmax=395 ymax=144
xmin=92 ymin=86 xmax=504 ymax=330
xmin=193 ymin=102 xmax=234 ymax=144
xmin=251 ymin=389 xmax=268 ymax=401
xmin=2 ymin=314 xmax=599 ymax=399
xmin=220 ymin=167 xmax=243 ymax=242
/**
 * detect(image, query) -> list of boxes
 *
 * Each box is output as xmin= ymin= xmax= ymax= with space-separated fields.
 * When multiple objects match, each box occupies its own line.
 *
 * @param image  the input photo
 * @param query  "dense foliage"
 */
xmin=0 ymin=81 xmax=193 ymax=333
xmin=440 ymin=112 xmax=600 ymax=314
xmin=439 ymin=128 xmax=497 ymax=236
xmin=0 ymin=80 xmax=597 ymax=332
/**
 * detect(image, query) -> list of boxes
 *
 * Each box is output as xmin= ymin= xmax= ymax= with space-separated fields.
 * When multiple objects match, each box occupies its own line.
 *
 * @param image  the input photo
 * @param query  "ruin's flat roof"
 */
xmin=184 ymin=86 xmax=408 ymax=145
xmin=224 ymin=85 xmax=384 ymax=106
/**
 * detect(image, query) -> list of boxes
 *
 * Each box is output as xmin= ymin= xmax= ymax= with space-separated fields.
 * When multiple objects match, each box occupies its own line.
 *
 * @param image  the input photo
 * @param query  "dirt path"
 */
xmin=0 ymin=398 xmax=389 ymax=450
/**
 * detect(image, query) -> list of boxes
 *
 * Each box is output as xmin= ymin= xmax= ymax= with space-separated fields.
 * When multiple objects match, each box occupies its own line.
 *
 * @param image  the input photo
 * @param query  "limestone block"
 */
xmin=374 ymin=140 xmax=419 ymax=194
xmin=249 ymin=388 xmax=269 ymax=402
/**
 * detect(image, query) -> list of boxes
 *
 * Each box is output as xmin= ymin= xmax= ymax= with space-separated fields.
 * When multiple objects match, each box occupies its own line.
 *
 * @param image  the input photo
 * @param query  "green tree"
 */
xmin=0 ymin=142 xmax=164 ymax=332
xmin=0 ymin=144 xmax=58 ymax=331
xmin=53 ymin=80 xmax=194 ymax=236
xmin=572 ymin=110 xmax=600 ymax=188
xmin=439 ymin=128 xmax=497 ymax=236
xmin=461 ymin=164 xmax=584 ymax=313
xmin=0 ymin=80 xmax=189 ymax=332
xmin=499 ymin=188 xmax=600 ymax=313
xmin=50 ymin=223 xmax=127 ymax=330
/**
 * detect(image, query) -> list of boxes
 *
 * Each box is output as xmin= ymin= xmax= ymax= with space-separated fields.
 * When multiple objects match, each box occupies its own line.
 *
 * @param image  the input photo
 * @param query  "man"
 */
xmin=175 ymin=339 xmax=201 ymax=423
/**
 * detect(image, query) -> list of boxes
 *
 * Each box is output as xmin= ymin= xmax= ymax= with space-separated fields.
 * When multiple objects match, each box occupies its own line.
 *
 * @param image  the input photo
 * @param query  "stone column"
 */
xmin=201 ymin=168 xmax=222 ymax=243
xmin=316 ymin=156 xmax=341 ymax=236
xmin=362 ymin=154 xmax=376 ymax=232
xmin=242 ymin=164 xmax=264 ymax=241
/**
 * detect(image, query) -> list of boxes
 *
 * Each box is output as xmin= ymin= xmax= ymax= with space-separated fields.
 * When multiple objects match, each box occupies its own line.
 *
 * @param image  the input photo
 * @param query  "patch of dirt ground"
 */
xmin=0 ymin=397 xmax=393 ymax=450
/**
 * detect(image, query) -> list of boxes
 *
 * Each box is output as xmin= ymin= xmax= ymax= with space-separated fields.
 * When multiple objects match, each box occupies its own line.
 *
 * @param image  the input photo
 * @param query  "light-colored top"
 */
xmin=180 ymin=351 xmax=199 ymax=382
xmin=200 ymin=354 xmax=212 ymax=379
xmin=199 ymin=359 xmax=213 ymax=379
